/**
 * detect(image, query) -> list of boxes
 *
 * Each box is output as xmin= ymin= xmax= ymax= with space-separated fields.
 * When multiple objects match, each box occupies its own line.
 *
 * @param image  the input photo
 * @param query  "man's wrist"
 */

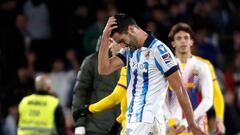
xmin=216 ymin=117 xmax=224 ymax=123
xmin=102 ymin=34 xmax=109 ymax=41
xmin=184 ymin=119 xmax=196 ymax=129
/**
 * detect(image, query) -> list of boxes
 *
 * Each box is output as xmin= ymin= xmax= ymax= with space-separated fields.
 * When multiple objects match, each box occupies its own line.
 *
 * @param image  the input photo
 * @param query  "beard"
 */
xmin=127 ymin=34 xmax=140 ymax=50
xmin=126 ymin=44 xmax=139 ymax=50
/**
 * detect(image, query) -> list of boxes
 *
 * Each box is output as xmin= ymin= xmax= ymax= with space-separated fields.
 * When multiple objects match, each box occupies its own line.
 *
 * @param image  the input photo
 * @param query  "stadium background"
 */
xmin=0 ymin=0 xmax=240 ymax=134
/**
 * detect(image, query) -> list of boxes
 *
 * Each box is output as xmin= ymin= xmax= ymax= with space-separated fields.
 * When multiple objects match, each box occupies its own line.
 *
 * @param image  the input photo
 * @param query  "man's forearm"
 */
xmin=168 ymin=71 xmax=196 ymax=127
xmin=213 ymin=80 xmax=225 ymax=119
xmin=98 ymin=36 xmax=110 ymax=75
xmin=89 ymin=85 xmax=124 ymax=113
xmin=89 ymin=93 xmax=118 ymax=113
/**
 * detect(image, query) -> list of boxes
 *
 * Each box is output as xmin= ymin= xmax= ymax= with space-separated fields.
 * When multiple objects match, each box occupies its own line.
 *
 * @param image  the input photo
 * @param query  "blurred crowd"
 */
xmin=0 ymin=0 xmax=240 ymax=134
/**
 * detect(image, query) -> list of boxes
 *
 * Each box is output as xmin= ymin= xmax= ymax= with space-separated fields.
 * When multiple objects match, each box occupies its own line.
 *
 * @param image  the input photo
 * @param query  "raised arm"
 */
xmin=98 ymin=17 xmax=124 ymax=75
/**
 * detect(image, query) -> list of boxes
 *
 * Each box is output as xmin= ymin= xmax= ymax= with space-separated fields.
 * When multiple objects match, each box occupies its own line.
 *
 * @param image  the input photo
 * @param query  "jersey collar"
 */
xmin=143 ymin=32 xmax=155 ymax=48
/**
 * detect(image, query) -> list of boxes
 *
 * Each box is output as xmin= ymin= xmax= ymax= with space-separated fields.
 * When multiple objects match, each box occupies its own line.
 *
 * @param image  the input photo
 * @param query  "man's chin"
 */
xmin=180 ymin=51 xmax=188 ymax=54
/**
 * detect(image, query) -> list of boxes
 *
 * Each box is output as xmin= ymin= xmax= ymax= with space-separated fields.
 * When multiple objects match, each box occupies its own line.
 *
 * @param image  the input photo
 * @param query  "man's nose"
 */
xmin=180 ymin=39 xmax=186 ymax=43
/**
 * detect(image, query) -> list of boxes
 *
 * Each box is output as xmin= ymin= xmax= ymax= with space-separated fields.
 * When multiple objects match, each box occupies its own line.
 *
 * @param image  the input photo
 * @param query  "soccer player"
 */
xmin=165 ymin=22 xmax=224 ymax=135
xmin=98 ymin=13 xmax=205 ymax=135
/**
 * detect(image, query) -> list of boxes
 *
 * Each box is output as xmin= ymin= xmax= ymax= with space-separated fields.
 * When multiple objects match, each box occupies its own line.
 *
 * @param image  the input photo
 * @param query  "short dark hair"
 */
xmin=110 ymin=13 xmax=137 ymax=37
xmin=168 ymin=22 xmax=194 ymax=42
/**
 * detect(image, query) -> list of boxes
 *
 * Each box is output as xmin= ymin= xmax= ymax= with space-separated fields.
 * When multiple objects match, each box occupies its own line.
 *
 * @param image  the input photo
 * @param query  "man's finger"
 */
xmin=107 ymin=19 xmax=117 ymax=24
xmin=104 ymin=21 xmax=117 ymax=31
xmin=107 ymin=22 xmax=117 ymax=28
xmin=109 ymin=25 xmax=118 ymax=31
xmin=107 ymin=17 xmax=116 ymax=24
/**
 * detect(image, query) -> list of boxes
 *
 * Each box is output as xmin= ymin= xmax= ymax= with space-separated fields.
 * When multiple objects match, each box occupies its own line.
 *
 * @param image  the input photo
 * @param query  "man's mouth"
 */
xmin=180 ymin=45 xmax=187 ymax=48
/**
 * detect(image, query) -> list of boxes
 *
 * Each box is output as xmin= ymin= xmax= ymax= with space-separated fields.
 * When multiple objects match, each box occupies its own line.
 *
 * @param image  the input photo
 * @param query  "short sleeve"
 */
xmin=116 ymin=48 xmax=127 ymax=66
xmin=153 ymin=42 xmax=178 ymax=77
xmin=117 ymin=67 xmax=127 ymax=89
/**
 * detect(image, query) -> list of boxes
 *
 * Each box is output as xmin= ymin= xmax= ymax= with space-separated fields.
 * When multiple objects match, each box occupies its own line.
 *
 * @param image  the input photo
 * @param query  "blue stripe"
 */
xmin=130 ymin=50 xmax=133 ymax=58
xmin=127 ymin=68 xmax=138 ymax=122
xmin=124 ymin=50 xmax=127 ymax=58
xmin=127 ymin=63 xmax=131 ymax=87
xmin=137 ymin=51 xmax=141 ymax=62
xmin=126 ymin=49 xmax=131 ymax=87
xmin=136 ymin=62 xmax=149 ymax=122
xmin=154 ymin=58 xmax=164 ymax=74
xmin=149 ymin=39 xmax=158 ymax=48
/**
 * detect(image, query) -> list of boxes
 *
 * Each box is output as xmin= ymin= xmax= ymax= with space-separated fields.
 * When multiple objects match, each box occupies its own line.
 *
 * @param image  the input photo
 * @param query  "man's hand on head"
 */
xmin=103 ymin=16 xmax=118 ymax=38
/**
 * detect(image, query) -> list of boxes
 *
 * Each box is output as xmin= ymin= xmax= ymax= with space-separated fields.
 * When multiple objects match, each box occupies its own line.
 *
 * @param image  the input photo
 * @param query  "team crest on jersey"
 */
xmin=191 ymin=68 xmax=199 ymax=76
xmin=186 ymin=68 xmax=200 ymax=89
xmin=157 ymin=44 xmax=168 ymax=54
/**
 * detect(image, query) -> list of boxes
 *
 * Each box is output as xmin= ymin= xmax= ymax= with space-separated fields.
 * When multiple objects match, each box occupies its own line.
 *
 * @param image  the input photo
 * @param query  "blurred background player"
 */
xmin=17 ymin=74 xmax=67 ymax=135
xmin=165 ymin=22 xmax=224 ymax=135
xmin=197 ymin=57 xmax=225 ymax=135
xmin=71 ymin=36 xmax=120 ymax=135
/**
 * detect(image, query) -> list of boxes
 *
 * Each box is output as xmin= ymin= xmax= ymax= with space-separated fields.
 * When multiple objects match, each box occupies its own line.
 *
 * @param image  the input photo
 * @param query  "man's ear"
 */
xmin=171 ymin=41 xmax=176 ymax=48
xmin=128 ymin=25 xmax=135 ymax=34
xmin=190 ymin=39 xmax=194 ymax=47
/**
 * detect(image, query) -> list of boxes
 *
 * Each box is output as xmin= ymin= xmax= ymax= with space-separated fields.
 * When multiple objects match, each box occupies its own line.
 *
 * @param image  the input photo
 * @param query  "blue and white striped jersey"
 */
xmin=117 ymin=34 xmax=178 ymax=123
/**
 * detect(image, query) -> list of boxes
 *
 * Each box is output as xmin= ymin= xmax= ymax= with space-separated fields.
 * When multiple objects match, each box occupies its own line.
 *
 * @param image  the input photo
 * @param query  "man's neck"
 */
xmin=139 ymin=29 xmax=148 ymax=46
xmin=176 ymin=52 xmax=192 ymax=64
